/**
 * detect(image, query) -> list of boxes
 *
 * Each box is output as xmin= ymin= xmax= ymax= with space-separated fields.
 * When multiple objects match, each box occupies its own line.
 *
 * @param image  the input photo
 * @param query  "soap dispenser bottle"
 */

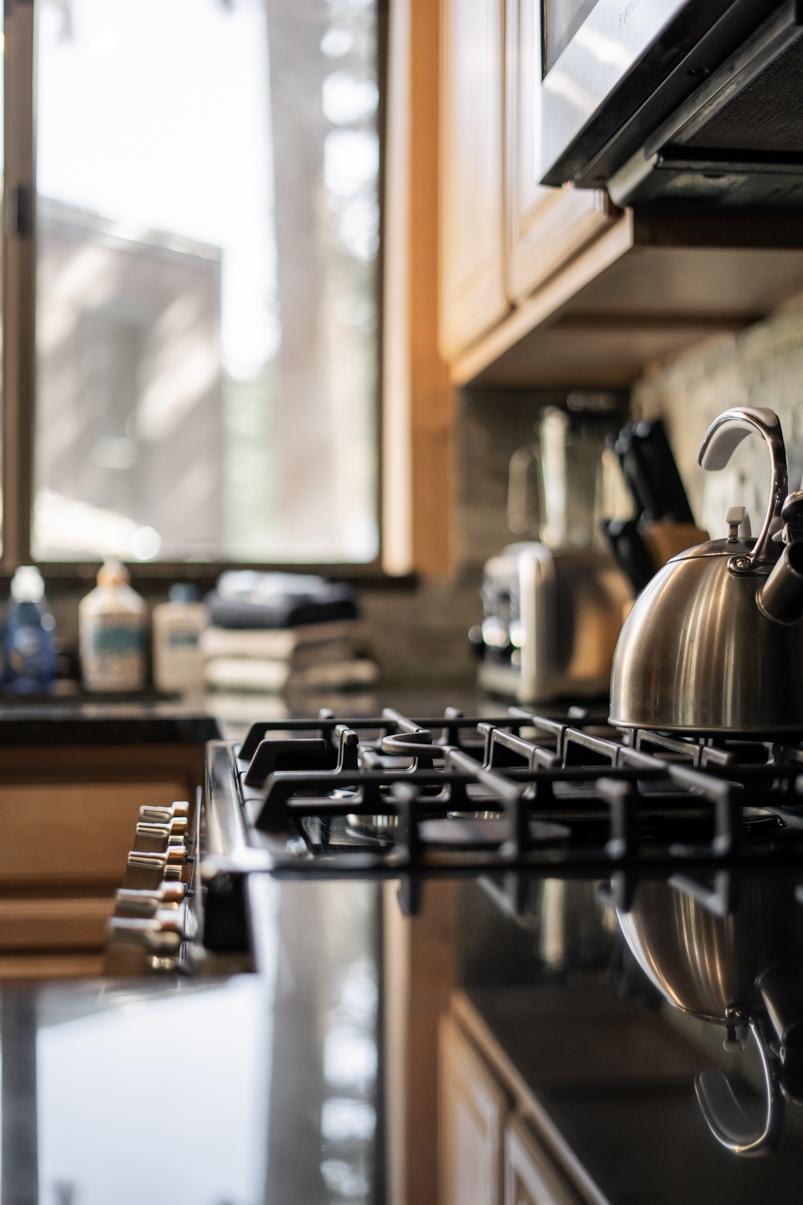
xmin=3 ymin=566 xmax=57 ymax=693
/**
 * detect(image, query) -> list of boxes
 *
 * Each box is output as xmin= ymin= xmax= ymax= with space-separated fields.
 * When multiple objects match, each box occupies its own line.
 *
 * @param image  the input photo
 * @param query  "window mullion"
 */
xmin=2 ymin=0 xmax=36 ymax=570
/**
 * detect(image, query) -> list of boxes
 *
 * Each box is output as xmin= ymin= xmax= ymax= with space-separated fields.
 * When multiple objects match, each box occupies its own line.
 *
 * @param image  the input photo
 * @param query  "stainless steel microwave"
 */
xmin=538 ymin=0 xmax=803 ymax=207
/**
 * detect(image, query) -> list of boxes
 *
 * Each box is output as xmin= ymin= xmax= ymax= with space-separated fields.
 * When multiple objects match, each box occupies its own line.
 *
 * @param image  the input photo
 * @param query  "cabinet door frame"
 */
xmin=506 ymin=0 xmax=614 ymax=303
xmin=439 ymin=0 xmax=509 ymax=359
xmin=504 ymin=1117 xmax=581 ymax=1205
xmin=440 ymin=1013 xmax=510 ymax=1205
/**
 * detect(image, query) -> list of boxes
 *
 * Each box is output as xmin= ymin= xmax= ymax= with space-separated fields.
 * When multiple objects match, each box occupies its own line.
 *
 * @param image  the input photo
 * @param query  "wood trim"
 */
xmin=382 ymin=0 xmax=414 ymax=574
xmin=411 ymin=0 xmax=455 ymax=576
xmin=384 ymin=0 xmax=456 ymax=576
xmin=450 ymin=200 xmax=803 ymax=389
xmin=451 ymin=214 xmax=635 ymax=385
xmin=2 ymin=1 xmax=36 ymax=566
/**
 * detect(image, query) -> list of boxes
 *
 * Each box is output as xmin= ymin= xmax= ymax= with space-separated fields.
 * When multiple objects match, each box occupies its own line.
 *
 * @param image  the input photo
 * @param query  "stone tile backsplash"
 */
xmin=456 ymin=389 xmax=567 ymax=574
xmin=634 ymin=305 xmax=803 ymax=540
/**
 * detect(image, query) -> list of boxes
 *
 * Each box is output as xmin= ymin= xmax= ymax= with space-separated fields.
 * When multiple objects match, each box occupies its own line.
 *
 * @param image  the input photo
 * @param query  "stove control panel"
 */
xmin=103 ymin=791 xmax=255 ymax=978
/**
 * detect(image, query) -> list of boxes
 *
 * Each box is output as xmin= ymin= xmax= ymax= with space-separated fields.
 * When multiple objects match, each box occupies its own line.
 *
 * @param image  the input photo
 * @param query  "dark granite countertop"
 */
xmin=0 ymin=879 xmax=382 ymax=1205
xmin=0 ymin=697 xmax=220 ymax=745
xmin=5 ymin=871 xmax=803 ymax=1205
xmin=11 ymin=689 xmax=796 ymax=1203
xmin=0 ymin=684 xmax=492 ymax=746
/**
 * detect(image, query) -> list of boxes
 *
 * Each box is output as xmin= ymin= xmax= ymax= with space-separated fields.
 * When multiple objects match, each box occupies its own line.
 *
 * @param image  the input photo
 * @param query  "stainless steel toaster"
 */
xmin=477 ymin=542 xmax=631 ymax=703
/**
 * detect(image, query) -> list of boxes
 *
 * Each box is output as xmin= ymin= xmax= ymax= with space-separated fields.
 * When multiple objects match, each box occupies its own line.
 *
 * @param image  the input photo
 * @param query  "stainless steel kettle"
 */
xmin=609 ymin=407 xmax=803 ymax=734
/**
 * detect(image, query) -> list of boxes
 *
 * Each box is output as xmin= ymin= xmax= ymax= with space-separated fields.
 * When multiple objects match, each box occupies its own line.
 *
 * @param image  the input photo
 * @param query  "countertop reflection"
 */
xmin=1 ymin=878 xmax=382 ymax=1205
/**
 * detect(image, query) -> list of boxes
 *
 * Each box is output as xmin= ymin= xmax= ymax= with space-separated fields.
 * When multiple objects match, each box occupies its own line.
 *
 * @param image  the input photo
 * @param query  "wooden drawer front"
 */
xmin=440 ymin=1014 xmax=509 ymax=1205
xmin=0 ymin=896 xmax=113 ymax=949
xmin=506 ymin=0 xmax=612 ymax=303
xmin=0 ymin=779 xmax=188 ymax=884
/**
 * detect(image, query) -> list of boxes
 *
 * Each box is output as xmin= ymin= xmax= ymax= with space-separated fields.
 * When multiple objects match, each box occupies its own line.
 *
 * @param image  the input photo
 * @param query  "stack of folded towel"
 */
xmin=201 ymin=571 xmax=379 ymax=694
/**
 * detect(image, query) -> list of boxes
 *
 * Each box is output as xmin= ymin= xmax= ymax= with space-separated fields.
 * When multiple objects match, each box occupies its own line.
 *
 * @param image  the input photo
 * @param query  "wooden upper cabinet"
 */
xmin=439 ymin=0 xmax=509 ymax=359
xmin=506 ymin=0 xmax=614 ymax=303
xmin=438 ymin=0 xmax=615 ymax=364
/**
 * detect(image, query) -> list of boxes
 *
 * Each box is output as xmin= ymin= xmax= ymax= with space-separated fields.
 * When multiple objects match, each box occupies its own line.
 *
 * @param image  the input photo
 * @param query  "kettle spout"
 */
xmin=758 ymin=542 xmax=803 ymax=625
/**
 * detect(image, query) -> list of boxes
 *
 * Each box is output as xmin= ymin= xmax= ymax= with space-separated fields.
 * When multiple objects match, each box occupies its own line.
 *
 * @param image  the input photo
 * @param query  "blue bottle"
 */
xmin=4 ymin=566 xmax=57 ymax=693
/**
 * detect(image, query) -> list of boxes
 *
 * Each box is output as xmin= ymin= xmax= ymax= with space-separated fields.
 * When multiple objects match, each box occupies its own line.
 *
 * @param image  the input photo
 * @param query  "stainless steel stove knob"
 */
xmin=156 ymin=908 xmax=185 ymax=933
xmin=115 ymin=882 xmax=185 ymax=906
xmin=124 ymin=848 xmax=186 ymax=889
xmin=149 ymin=955 xmax=180 ymax=974
xmin=108 ymin=916 xmax=183 ymax=943
xmin=124 ymin=853 xmax=167 ymax=890
xmin=138 ymin=811 xmax=190 ymax=838
xmin=105 ymin=919 xmax=182 ymax=975
xmin=114 ymin=894 xmax=181 ymax=920
xmin=139 ymin=801 xmax=190 ymax=823
xmin=154 ymin=881 xmax=187 ymax=903
xmin=132 ymin=822 xmax=171 ymax=853
xmin=133 ymin=817 xmax=190 ymax=853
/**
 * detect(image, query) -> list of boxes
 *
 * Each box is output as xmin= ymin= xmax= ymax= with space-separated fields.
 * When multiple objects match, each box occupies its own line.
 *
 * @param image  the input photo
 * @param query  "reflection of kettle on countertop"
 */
xmin=616 ymin=873 xmax=803 ymax=1154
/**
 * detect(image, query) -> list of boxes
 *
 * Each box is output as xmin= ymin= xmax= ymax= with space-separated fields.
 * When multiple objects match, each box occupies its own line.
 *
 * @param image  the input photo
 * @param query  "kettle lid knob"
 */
xmin=725 ymin=506 xmax=751 ymax=542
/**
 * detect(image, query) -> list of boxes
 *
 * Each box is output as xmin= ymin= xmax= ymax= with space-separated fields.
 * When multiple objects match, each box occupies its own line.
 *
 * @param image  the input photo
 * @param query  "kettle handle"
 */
xmin=698 ymin=407 xmax=787 ymax=567
xmin=694 ymin=1018 xmax=783 ymax=1155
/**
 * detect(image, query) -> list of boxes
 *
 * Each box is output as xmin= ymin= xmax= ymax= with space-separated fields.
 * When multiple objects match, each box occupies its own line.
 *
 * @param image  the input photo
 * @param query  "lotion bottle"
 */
xmin=152 ymin=583 xmax=206 ymax=695
xmin=79 ymin=559 xmax=146 ymax=692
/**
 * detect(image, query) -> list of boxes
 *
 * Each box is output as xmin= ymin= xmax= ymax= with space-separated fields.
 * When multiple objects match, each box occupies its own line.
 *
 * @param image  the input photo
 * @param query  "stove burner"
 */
xmin=418 ymin=815 xmax=571 ymax=848
xmin=344 ymin=813 xmax=398 ymax=843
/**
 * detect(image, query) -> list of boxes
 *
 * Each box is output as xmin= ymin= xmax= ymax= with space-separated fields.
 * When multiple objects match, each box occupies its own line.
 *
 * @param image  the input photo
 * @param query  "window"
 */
xmin=3 ymin=0 xmax=383 ymax=571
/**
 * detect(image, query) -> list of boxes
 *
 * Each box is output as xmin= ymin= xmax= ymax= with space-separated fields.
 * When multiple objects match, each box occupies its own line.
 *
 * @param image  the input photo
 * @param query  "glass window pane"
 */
xmin=34 ymin=0 xmax=379 ymax=564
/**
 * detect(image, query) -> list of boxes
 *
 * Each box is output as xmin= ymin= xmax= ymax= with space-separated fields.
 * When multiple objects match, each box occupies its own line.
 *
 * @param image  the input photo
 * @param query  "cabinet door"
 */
xmin=439 ymin=0 xmax=509 ymax=359
xmin=504 ymin=1119 xmax=579 ymax=1205
xmin=440 ymin=1014 xmax=509 ymax=1205
xmin=506 ymin=0 xmax=613 ymax=303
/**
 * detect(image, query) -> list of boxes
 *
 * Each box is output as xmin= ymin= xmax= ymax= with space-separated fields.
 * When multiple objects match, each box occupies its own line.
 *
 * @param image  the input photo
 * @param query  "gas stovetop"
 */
xmin=106 ymin=703 xmax=803 ymax=971
xmin=97 ymin=703 xmax=803 ymax=1183
xmin=202 ymin=704 xmax=803 ymax=888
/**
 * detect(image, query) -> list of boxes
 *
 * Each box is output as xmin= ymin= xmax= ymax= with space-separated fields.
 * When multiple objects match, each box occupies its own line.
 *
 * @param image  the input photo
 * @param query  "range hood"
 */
xmin=606 ymin=1 xmax=803 ymax=207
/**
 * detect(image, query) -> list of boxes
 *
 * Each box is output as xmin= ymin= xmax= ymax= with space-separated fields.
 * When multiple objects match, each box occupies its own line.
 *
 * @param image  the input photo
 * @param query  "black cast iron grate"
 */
xmin=222 ymin=706 xmax=803 ymax=875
